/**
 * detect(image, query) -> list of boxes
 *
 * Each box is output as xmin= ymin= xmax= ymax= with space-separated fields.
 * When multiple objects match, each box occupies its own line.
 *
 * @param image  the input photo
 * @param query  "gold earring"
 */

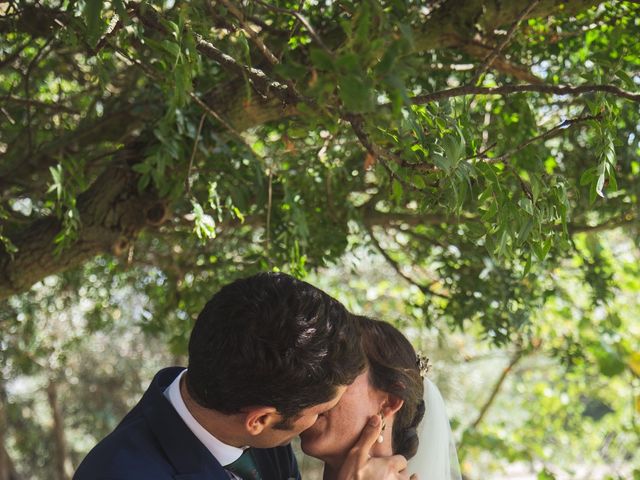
xmin=377 ymin=413 xmax=386 ymax=444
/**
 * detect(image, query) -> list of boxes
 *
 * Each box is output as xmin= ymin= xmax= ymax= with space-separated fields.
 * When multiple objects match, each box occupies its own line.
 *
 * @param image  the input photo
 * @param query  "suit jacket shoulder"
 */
xmin=73 ymin=367 xmax=301 ymax=480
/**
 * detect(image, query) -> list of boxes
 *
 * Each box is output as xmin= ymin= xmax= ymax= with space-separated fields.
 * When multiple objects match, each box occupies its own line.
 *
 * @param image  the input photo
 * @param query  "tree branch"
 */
xmin=364 ymin=223 xmax=450 ymax=299
xmin=410 ymin=84 xmax=640 ymax=105
xmin=468 ymin=0 xmax=542 ymax=85
xmin=460 ymin=41 xmax=542 ymax=84
xmin=253 ymin=0 xmax=332 ymax=54
xmin=0 ymin=95 xmax=79 ymax=114
xmin=475 ymin=114 xmax=602 ymax=164
xmin=569 ymin=212 xmax=637 ymax=234
xmin=0 ymin=146 xmax=165 ymax=301
xmin=468 ymin=348 xmax=524 ymax=431
xmin=215 ymin=0 xmax=279 ymax=66
xmin=194 ymin=35 xmax=297 ymax=105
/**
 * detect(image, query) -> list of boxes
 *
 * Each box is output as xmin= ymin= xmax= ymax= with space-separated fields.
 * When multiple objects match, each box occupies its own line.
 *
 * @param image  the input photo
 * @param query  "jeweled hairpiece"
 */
xmin=416 ymin=353 xmax=431 ymax=378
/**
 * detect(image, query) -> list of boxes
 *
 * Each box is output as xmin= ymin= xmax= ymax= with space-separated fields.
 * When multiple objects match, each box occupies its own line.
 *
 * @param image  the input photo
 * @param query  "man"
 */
xmin=74 ymin=272 xmax=409 ymax=479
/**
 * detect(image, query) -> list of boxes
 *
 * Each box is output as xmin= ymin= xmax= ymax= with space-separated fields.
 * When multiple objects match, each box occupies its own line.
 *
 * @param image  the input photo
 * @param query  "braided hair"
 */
xmin=356 ymin=316 xmax=425 ymax=459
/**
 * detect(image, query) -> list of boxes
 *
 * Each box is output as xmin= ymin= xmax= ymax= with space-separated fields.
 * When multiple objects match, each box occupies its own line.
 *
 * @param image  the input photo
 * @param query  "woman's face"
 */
xmin=300 ymin=370 xmax=384 ymax=462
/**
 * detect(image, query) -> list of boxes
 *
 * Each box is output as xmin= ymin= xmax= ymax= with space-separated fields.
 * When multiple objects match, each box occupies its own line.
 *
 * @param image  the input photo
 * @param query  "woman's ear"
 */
xmin=380 ymin=394 xmax=404 ymax=418
xmin=243 ymin=406 xmax=279 ymax=436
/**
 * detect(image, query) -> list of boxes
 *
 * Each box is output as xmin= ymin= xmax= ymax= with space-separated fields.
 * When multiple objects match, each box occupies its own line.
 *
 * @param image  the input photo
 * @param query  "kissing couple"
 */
xmin=75 ymin=272 xmax=461 ymax=480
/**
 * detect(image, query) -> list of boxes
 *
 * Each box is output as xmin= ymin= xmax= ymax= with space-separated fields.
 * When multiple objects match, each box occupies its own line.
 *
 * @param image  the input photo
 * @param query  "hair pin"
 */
xmin=416 ymin=354 xmax=431 ymax=378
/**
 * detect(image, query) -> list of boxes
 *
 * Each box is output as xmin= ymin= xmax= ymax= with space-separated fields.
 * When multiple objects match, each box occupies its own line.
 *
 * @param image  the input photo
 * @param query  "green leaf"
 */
xmin=392 ymin=179 xmax=403 ymax=200
xmin=310 ymin=49 xmax=334 ymax=71
xmin=517 ymin=218 xmax=534 ymax=245
xmin=161 ymin=40 xmax=181 ymax=60
xmin=335 ymin=53 xmax=360 ymax=74
xmin=338 ymin=75 xmax=374 ymax=113
xmin=131 ymin=163 xmax=150 ymax=174
xmin=84 ymin=0 xmax=104 ymax=44
xmin=594 ymin=343 xmax=626 ymax=377
xmin=579 ymin=167 xmax=597 ymax=186
xmin=112 ymin=0 xmax=129 ymax=23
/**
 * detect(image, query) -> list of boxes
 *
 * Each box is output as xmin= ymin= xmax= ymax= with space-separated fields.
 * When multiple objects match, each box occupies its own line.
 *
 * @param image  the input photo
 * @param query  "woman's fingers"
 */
xmin=353 ymin=415 xmax=383 ymax=465
xmin=337 ymin=415 xmax=412 ymax=480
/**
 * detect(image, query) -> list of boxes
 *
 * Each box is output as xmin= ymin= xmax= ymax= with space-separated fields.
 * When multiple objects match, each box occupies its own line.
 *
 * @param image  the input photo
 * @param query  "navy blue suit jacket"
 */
xmin=74 ymin=367 xmax=301 ymax=480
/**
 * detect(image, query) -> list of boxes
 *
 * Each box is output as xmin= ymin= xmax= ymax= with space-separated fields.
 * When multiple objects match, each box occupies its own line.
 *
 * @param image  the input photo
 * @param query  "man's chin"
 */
xmin=299 ymin=431 xmax=320 ymax=455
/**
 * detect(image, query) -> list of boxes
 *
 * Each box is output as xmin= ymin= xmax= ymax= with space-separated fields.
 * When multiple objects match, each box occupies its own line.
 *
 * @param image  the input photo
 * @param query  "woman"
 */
xmin=300 ymin=315 xmax=461 ymax=480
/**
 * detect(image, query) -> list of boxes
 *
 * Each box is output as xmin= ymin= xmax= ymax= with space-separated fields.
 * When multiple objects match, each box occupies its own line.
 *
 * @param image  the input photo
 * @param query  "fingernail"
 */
xmin=369 ymin=415 xmax=380 ymax=426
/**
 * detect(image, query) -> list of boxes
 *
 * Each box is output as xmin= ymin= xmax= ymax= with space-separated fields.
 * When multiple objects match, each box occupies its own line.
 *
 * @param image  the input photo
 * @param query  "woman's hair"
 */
xmin=356 ymin=315 xmax=425 ymax=459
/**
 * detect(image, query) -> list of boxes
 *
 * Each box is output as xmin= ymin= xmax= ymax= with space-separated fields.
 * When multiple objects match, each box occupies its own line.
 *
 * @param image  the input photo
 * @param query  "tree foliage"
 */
xmin=1 ymin=0 xmax=639 ymax=335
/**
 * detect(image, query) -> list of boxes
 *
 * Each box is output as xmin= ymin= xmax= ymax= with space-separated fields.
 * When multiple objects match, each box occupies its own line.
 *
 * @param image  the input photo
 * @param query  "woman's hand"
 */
xmin=336 ymin=414 xmax=417 ymax=480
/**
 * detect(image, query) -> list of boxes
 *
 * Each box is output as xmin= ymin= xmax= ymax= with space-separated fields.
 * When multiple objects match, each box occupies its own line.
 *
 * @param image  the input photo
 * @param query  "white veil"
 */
xmin=407 ymin=378 xmax=462 ymax=480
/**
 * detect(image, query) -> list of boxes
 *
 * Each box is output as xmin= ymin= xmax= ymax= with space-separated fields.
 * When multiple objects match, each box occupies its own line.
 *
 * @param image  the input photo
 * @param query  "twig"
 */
xmin=461 ymin=40 xmax=542 ymax=84
xmin=365 ymin=223 xmax=450 ymax=300
xmin=468 ymin=348 xmax=524 ymax=431
xmin=253 ymin=0 xmax=332 ymax=54
xmin=346 ymin=114 xmax=430 ymax=192
xmin=569 ymin=211 xmax=637 ymax=234
xmin=0 ymin=39 xmax=31 ymax=70
xmin=24 ymin=36 xmax=55 ymax=154
xmin=215 ymin=0 xmax=279 ymax=65
xmin=92 ymin=16 xmax=123 ymax=56
xmin=0 ymin=95 xmax=78 ymax=114
xmin=468 ymin=0 xmax=541 ymax=85
xmin=130 ymin=1 xmax=297 ymax=105
xmin=194 ymin=34 xmax=296 ymax=104
xmin=188 ymin=92 xmax=245 ymax=144
xmin=410 ymin=84 xmax=640 ymax=105
xmin=186 ymin=113 xmax=207 ymax=195
xmin=476 ymin=114 xmax=602 ymax=164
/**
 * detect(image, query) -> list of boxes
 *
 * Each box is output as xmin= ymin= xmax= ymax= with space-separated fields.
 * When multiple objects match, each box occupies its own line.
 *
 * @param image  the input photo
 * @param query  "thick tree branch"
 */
xmin=0 ymin=146 xmax=165 ymax=301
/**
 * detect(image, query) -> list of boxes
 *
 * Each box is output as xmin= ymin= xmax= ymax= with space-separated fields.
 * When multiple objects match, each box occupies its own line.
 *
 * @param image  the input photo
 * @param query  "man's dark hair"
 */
xmin=186 ymin=272 xmax=365 ymax=424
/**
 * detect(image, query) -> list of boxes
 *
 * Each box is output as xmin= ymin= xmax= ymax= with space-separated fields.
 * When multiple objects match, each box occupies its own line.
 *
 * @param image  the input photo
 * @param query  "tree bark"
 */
xmin=0 ymin=145 xmax=164 ymax=301
xmin=46 ymin=381 xmax=70 ymax=480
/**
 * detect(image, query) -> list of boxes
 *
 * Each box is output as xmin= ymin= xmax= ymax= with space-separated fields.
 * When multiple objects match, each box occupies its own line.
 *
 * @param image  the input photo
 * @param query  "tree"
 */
xmin=1 ymin=1 xmax=639 ymax=476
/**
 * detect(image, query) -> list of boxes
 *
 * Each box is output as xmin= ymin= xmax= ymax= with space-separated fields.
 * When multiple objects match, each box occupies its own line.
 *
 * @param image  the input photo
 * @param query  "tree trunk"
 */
xmin=46 ymin=381 xmax=70 ymax=480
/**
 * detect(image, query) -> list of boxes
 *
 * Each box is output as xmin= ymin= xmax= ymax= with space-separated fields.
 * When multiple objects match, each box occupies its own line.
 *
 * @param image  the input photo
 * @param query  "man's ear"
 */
xmin=380 ymin=394 xmax=404 ymax=418
xmin=243 ymin=407 xmax=280 ymax=436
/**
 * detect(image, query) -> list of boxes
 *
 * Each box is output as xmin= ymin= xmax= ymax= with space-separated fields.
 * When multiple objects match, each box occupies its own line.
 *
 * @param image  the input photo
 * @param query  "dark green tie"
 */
xmin=226 ymin=449 xmax=262 ymax=480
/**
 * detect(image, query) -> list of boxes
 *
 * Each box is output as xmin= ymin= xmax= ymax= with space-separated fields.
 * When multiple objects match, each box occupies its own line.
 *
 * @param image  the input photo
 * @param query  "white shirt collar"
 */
xmin=163 ymin=369 xmax=245 ymax=466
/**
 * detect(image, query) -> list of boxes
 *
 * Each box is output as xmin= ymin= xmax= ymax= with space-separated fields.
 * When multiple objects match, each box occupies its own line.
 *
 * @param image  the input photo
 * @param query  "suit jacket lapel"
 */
xmin=142 ymin=368 xmax=230 ymax=480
